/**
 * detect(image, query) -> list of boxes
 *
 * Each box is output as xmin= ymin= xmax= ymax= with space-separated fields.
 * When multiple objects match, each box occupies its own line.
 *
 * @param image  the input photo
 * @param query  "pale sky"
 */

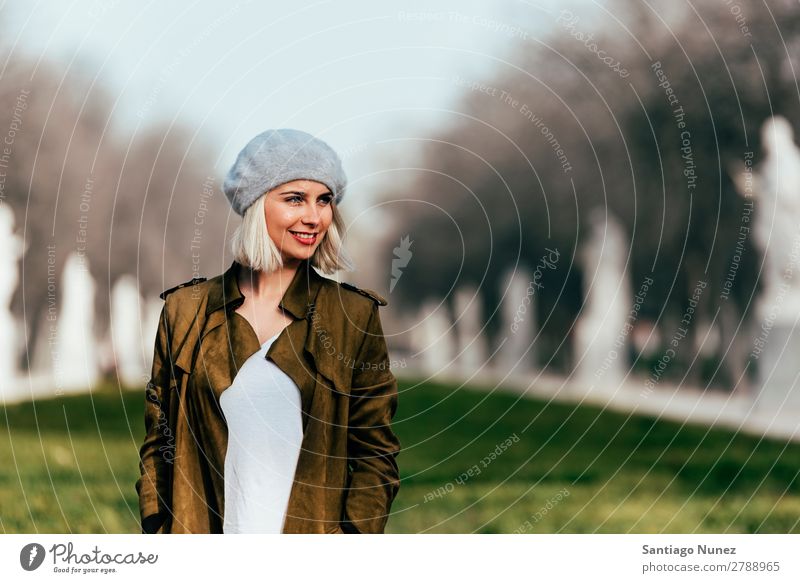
xmin=0 ymin=0 xmax=565 ymax=183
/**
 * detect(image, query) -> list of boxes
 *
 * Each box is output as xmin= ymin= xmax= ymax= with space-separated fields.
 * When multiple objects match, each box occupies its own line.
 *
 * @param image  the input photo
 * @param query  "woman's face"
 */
xmin=263 ymin=179 xmax=334 ymax=263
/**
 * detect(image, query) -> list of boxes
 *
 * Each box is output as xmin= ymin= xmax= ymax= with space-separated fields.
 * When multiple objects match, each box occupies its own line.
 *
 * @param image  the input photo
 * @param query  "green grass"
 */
xmin=389 ymin=379 xmax=800 ymax=533
xmin=1 ymin=378 xmax=798 ymax=533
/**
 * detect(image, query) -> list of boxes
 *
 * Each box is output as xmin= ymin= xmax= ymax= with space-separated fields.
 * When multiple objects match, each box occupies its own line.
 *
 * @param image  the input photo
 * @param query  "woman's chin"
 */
xmin=280 ymin=248 xmax=316 ymax=263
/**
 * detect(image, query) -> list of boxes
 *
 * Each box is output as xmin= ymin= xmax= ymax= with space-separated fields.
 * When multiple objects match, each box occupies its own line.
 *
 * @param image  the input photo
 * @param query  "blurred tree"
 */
xmin=0 ymin=50 xmax=228 ymax=370
xmin=382 ymin=0 xmax=800 ymax=386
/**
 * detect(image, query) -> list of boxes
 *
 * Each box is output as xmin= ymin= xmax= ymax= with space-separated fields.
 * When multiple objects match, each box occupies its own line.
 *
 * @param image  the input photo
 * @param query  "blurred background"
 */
xmin=1 ymin=0 xmax=799 ymax=533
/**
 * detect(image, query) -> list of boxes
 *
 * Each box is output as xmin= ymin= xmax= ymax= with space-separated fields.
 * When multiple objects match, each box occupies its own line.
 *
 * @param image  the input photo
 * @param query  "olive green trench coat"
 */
xmin=135 ymin=258 xmax=401 ymax=534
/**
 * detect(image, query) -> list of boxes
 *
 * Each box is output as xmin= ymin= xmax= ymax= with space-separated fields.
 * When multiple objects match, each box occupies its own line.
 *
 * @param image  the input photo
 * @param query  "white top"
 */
xmin=219 ymin=331 xmax=303 ymax=534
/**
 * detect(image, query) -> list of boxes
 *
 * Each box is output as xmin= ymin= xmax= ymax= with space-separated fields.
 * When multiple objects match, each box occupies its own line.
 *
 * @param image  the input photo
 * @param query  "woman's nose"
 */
xmin=303 ymin=202 xmax=320 ymax=223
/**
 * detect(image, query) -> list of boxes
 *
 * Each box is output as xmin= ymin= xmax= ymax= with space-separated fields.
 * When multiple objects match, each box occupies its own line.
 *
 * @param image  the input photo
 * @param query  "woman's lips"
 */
xmin=289 ymin=231 xmax=318 ymax=245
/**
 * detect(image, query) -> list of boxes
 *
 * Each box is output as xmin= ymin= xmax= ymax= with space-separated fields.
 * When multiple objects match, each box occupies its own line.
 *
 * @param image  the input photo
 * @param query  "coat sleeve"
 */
xmin=135 ymin=302 xmax=177 ymax=534
xmin=341 ymin=303 xmax=402 ymax=533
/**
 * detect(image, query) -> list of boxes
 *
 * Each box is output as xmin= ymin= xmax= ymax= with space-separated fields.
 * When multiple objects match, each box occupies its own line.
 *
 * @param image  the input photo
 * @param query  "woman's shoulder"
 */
xmin=337 ymin=281 xmax=388 ymax=306
xmin=157 ymin=275 xmax=215 ymax=330
xmin=317 ymin=273 xmax=388 ymax=310
xmin=158 ymin=276 xmax=208 ymax=300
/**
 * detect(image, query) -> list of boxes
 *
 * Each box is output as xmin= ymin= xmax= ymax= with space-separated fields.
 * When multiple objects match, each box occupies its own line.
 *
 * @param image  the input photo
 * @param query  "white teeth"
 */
xmin=291 ymin=231 xmax=315 ymax=239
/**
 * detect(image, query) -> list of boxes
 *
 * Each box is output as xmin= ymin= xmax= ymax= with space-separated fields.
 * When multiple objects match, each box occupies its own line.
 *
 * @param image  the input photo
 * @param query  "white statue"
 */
xmin=574 ymin=210 xmax=632 ymax=390
xmin=751 ymin=116 xmax=800 ymax=320
xmin=453 ymin=285 xmax=488 ymax=374
xmin=54 ymin=252 xmax=100 ymax=392
xmin=111 ymin=275 xmax=147 ymax=387
xmin=410 ymin=299 xmax=456 ymax=376
xmin=141 ymin=296 xmax=163 ymax=376
xmin=0 ymin=205 xmax=23 ymax=399
xmin=498 ymin=265 xmax=537 ymax=374
xmin=732 ymin=115 xmax=800 ymax=411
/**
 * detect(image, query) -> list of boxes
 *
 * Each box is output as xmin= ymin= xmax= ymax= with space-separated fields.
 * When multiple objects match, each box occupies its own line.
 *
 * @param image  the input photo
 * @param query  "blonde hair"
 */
xmin=230 ymin=193 xmax=355 ymax=275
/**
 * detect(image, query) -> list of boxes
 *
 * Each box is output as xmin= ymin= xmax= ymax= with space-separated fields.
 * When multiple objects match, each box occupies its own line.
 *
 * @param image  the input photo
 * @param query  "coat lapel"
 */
xmin=198 ymin=258 xmax=331 ymax=431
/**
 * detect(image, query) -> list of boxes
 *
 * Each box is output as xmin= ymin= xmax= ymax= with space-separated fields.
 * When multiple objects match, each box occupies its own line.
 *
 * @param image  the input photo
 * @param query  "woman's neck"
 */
xmin=237 ymin=260 xmax=301 ymax=301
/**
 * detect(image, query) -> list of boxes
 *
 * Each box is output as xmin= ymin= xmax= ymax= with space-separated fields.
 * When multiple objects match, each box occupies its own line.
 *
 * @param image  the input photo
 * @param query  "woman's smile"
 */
xmin=288 ymin=230 xmax=318 ymax=245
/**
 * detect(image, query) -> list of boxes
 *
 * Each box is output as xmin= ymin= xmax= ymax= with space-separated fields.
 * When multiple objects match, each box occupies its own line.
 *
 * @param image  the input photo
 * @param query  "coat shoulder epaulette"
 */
xmin=159 ymin=277 xmax=208 ymax=300
xmin=339 ymin=281 xmax=388 ymax=306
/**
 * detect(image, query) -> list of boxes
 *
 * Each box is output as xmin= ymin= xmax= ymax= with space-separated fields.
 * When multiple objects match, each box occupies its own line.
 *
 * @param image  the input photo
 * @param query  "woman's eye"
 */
xmin=286 ymin=195 xmax=331 ymax=205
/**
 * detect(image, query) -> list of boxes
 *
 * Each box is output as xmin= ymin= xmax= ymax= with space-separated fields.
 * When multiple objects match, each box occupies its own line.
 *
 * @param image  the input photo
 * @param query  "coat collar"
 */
xmin=205 ymin=258 xmax=324 ymax=320
xmin=193 ymin=257 xmax=340 ymax=434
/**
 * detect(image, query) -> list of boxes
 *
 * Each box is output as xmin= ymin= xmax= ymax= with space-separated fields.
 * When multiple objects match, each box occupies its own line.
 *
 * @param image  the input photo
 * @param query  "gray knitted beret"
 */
xmin=223 ymin=128 xmax=347 ymax=216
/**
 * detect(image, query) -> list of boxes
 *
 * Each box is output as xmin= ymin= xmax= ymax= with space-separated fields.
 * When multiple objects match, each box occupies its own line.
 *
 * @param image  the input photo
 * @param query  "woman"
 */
xmin=136 ymin=129 xmax=401 ymax=534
